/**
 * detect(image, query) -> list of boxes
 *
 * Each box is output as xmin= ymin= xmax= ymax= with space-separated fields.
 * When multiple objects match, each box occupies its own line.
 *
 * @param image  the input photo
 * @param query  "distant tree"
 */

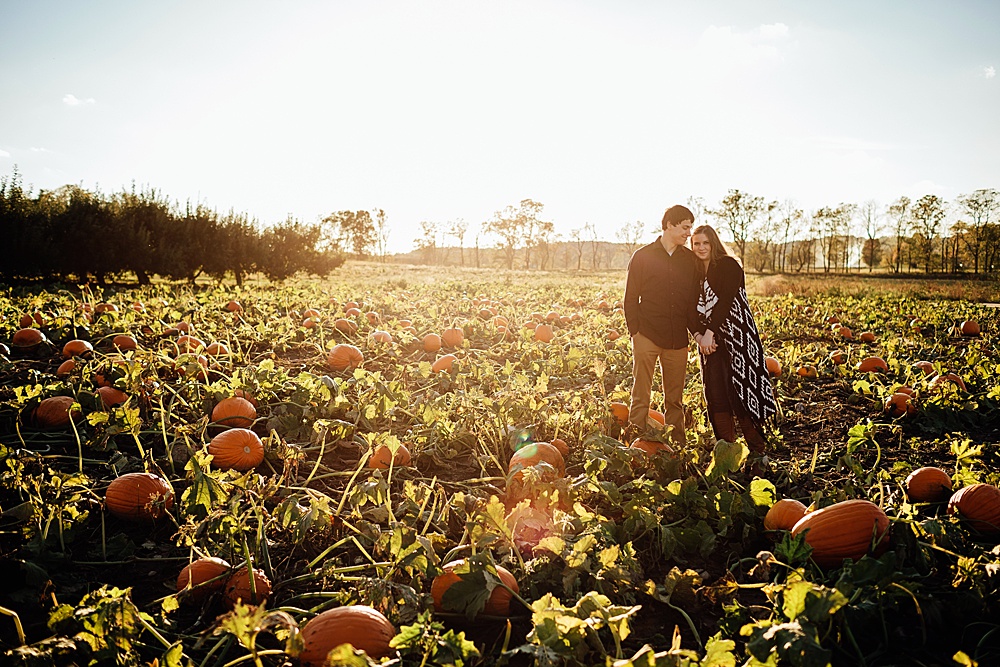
xmin=747 ymin=200 xmax=779 ymax=272
xmin=518 ymin=199 xmax=546 ymax=269
xmin=709 ymin=189 xmax=765 ymax=263
xmin=568 ymin=227 xmax=585 ymax=270
xmin=956 ymin=189 xmax=999 ymax=274
xmin=858 ymin=200 xmax=883 ymax=272
xmin=910 ymin=195 xmax=947 ymax=272
xmin=483 ymin=199 xmax=543 ymax=270
xmin=373 ymin=208 xmax=389 ymax=262
xmin=414 ymin=221 xmax=439 ymax=265
xmin=886 ymin=196 xmax=911 ymax=273
xmin=686 ymin=195 xmax=706 ymax=222
xmin=616 ymin=219 xmax=648 ymax=259
xmin=323 ymin=210 xmax=375 ymax=257
xmin=447 ymin=218 xmax=469 ymax=266
xmin=777 ymin=200 xmax=803 ymax=272
xmin=584 ymin=222 xmax=602 ymax=269
xmin=534 ymin=221 xmax=557 ymax=269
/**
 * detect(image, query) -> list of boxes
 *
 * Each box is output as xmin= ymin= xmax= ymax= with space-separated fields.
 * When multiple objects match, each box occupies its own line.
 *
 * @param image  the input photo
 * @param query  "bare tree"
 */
xmin=777 ymin=200 xmax=804 ymax=272
xmin=615 ymin=219 xmax=650 ymax=259
xmin=956 ymin=189 xmax=1000 ymax=274
xmin=568 ymin=227 xmax=586 ymax=270
xmin=584 ymin=222 xmax=602 ymax=269
xmin=886 ymin=196 xmax=911 ymax=273
xmin=483 ymin=204 xmax=521 ymax=270
xmin=686 ymin=195 xmax=706 ymax=222
xmin=858 ymin=200 xmax=883 ymax=272
xmin=446 ymin=218 xmax=469 ymax=266
xmin=414 ymin=220 xmax=439 ymax=265
xmin=373 ymin=208 xmax=389 ymax=262
xmin=910 ymin=194 xmax=947 ymax=272
xmin=708 ymin=189 xmax=765 ymax=263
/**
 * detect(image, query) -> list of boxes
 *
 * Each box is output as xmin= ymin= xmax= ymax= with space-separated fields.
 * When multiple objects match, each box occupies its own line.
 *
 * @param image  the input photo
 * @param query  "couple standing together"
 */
xmin=623 ymin=204 xmax=777 ymax=455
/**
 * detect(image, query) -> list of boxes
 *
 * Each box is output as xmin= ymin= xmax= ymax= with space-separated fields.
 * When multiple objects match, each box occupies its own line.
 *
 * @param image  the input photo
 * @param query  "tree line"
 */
xmin=0 ymin=170 xmax=345 ymax=285
xmin=391 ymin=189 xmax=1000 ymax=275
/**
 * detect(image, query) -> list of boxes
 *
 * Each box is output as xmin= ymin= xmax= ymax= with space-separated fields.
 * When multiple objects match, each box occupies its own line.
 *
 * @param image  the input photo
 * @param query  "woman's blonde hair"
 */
xmin=692 ymin=224 xmax=737 ymax=268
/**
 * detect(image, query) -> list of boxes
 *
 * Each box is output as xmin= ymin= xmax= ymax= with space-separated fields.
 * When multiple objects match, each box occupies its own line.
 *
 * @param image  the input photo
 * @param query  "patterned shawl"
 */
xmin=697 ymin=277 xmax=778 ymax=426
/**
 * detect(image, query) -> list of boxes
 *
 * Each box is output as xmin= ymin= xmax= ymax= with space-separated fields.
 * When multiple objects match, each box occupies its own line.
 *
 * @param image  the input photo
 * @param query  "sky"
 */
xmin=2 ymin=0 xmax=998 ymax=253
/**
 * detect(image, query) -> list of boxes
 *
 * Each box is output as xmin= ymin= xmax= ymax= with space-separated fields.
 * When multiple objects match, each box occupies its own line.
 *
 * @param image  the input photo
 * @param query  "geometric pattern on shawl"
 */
xmin=697 ymin=279 xmax=778 ymax=424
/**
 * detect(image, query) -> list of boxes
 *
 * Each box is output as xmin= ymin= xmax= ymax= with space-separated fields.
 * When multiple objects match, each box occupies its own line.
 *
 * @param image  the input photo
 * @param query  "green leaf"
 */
xmin=706 ymin=439 xmax=748 ymax=481
xmin=702 ymin=632 xmax=738 ymax=667
xmin=749 ymin=478 xmax=777 ymax=507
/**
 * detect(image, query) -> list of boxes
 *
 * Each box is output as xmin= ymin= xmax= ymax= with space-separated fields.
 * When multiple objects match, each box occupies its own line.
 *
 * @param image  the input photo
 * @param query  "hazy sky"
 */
xmin=2 ymin=1 xmax=998 ymax=252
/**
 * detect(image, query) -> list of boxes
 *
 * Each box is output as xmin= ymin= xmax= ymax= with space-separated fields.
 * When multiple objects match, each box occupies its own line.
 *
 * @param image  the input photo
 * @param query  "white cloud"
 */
xmin=758 ymin=23 xmax=789 ymax=40
xmin=0 ymin=148 xmax=10 ymax=158
xmin=62 ymin=94 xmax=95 ymax=106
xmin=30 ymin=147 xmax=51 ymax=153
xmin=983 ymin=65 xmax=996 ymax=79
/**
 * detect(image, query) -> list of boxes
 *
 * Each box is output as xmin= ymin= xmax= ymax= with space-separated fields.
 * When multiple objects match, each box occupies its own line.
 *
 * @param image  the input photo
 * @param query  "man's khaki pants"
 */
xmin=629 ymin=332 xmax=688 ymax=446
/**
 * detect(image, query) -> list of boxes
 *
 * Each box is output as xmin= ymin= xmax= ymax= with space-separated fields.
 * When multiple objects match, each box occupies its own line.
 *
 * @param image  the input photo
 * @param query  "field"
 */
xmin=1 ymin=263 xmax=999 ymax=667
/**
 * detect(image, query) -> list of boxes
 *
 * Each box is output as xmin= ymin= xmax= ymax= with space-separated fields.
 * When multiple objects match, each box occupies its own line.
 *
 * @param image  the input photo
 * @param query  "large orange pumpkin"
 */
xmin=948 ymin=484 xmax=1000 ymax=534
xmin=441 ymin=327 xmax=464 ymax=348
xmin=764 ymin=499 xmax=808 ymax=531
xmin=209 ymin=428 xmax=265 ymax=471
xmin=431 ymin=560 xmax=519 ymax=616
xmin=883 ymin=392 xmax=915 ymax=418
xmin=62 ymin=339 xmax=94 ymax=359
xmin=97 ymin=386 xmax=128 ymax=409
xmin=34 ymin=396 xmax=81 ymax=429
xmin=856 ymin=357 xmax=888 ymax=373
xmin=223 ymin=565 xmax=271 ymax=607
xmin=905 ymin=467 xmax=952 ymax=503
xmin=11 ymin=328 xmax=45 ymax=352
xmin=422 ymin=333 xmax=442 ymax=352
xmin=369 ymin=330 xmax=393 ymax=344
xmin=175 ymin=335 xmax=205 ymax=354
xmin=112 ymin=334 xmax=138 ymax=351
xmin=790 ymin=499 xmax=890 ymax=567
xmin=56 ymin=359 xmax=77 ymax=377
xmin=534 ymin=324 xmax=554 ymax=343
xmin=212 ymin=397 xmax=257 ymax=429
xmin=327 ymin=344 xmax=364 ymax=372
xmin=177 ymin=557 xmax=232 ymax=600
xmin=630 ymin=438 xmax=674 ymax=457
xmin=334 ymin=318 xmax=358 ymax=334
xmin=764 ymin=357 xmax=782 ymax=377
xmin=431 ymin=354 xmax=457 ymax=373
xmin=369 ymin=443 xmax=411 ymax=469
xmin=105 ymin=472 xmax=174 ymax=521
xmin=960 ymin=320 xmax=980 ymax=336
xmin=509 ymin=442 xmax=565 ymax=478
xmin=299 ymin=605 xmax=397 ymax=665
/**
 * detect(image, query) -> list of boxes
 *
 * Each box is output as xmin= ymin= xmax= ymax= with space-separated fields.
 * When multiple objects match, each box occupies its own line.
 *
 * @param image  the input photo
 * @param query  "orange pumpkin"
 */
xmin=225 ymin=300 xmax=243 ymax=313
xmin=11 ymin=328 xmax=45 ymax=352
xmin=423 ymin=333 xmax=443 ymax=353
xmin=95 ymin=302 xmax=118 ymax=315
xmin=299 ymin=605 xmax=396 ymax=665
xmin=212 ymin=397 xmax=257 ymax=429
xmin=764 ymin=357 xmax=782 ymax=377
xmin=838 ymin=326 xmax=853 ymax=339
xmin=112 ymin=334 xmax=138 ymax=351
xmin=34 ymin=396 xmax=81 ymax=429
xmin=208 ymin=428 xmax=265 ymax=471
xmin=334 ymin=318 xmax=358 ymax=334
xmin=913 ymin=360 xmax=935 ymax=375
xmin=905 ymin=467 xmax=952 ymax=503
xmin=858 ymin=331 xmax=876 ymax=343
xmin=62 ymin=339 xmax=94 ymax=359
xmin=177 ymin=557 xmax=232 ymax=599
xmin=431 ymin=354 xmax=457 ymax=373
xmin=105 ymin=472 xmax=174 ymax=521
xmin=550 ymin=438 xmax=569 ymax=457
xmin=828 ymin=350 xmax=846 ymax=364
xmin=509 ymin=442 xmax=565 ymax=478
xmin=856 ymin=357 xmax=888 ymax=373
xmin=883 ymin=392 xmax=915 ymax=418
xmin=302 ymin=308 xmax=322 ymax=319
xmin=205 ymin=342 xmax=230 ymax=356
xmin=960 ymin=320 xmax=980 ymax=336
xmin=369 ymin=330 xmax=393 ymax=344
xmin=930 ymin=373 xmax=967 ymax=392
xmin=948 ymin=484 xmax=1000 ymax=534
xmin=97 ymin=386 xmax=128 ymax=409
xmin=764 ymin=499 xmax=808 ymax=531
xmin=442 ymin=327 xmax=464 ymax=348
xmin=534 ymin=324 xmax=555 ymax=343
xmin=223 ymin=565 xmax=271 ymax=607
xmin=56 ymin=359 xmax=77 ymax=377
xmin=431 ymin=560 xmax=519 ymax=616
xmin=790 ymin=499 xmax=889 ymax=568
xmin=796 ymin=365 xmax=818 ymax=378
xmin=369 ymin=443 xmax=411 ymax=469
xmin=345 ymin=307 xmax=362 ymax=318
xmin=327 ymin=344 xmax=364 ymax=372
xmin=175 ymin=335 xmax=205 ymax=354
xmin=610 ymin=402 xmax=664 ymax=427
xmin=630 ymin=438 xmax=674 ymax=457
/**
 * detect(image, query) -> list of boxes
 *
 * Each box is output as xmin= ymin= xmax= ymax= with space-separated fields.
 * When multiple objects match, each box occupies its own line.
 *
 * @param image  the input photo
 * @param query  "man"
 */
xmin=623 ymin=204 xmax=702 ymax=446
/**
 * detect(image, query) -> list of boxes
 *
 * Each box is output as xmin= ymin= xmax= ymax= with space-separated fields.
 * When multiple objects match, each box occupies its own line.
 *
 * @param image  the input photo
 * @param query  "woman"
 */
xmin=691 ymin=225 xmax=777 ymax=453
